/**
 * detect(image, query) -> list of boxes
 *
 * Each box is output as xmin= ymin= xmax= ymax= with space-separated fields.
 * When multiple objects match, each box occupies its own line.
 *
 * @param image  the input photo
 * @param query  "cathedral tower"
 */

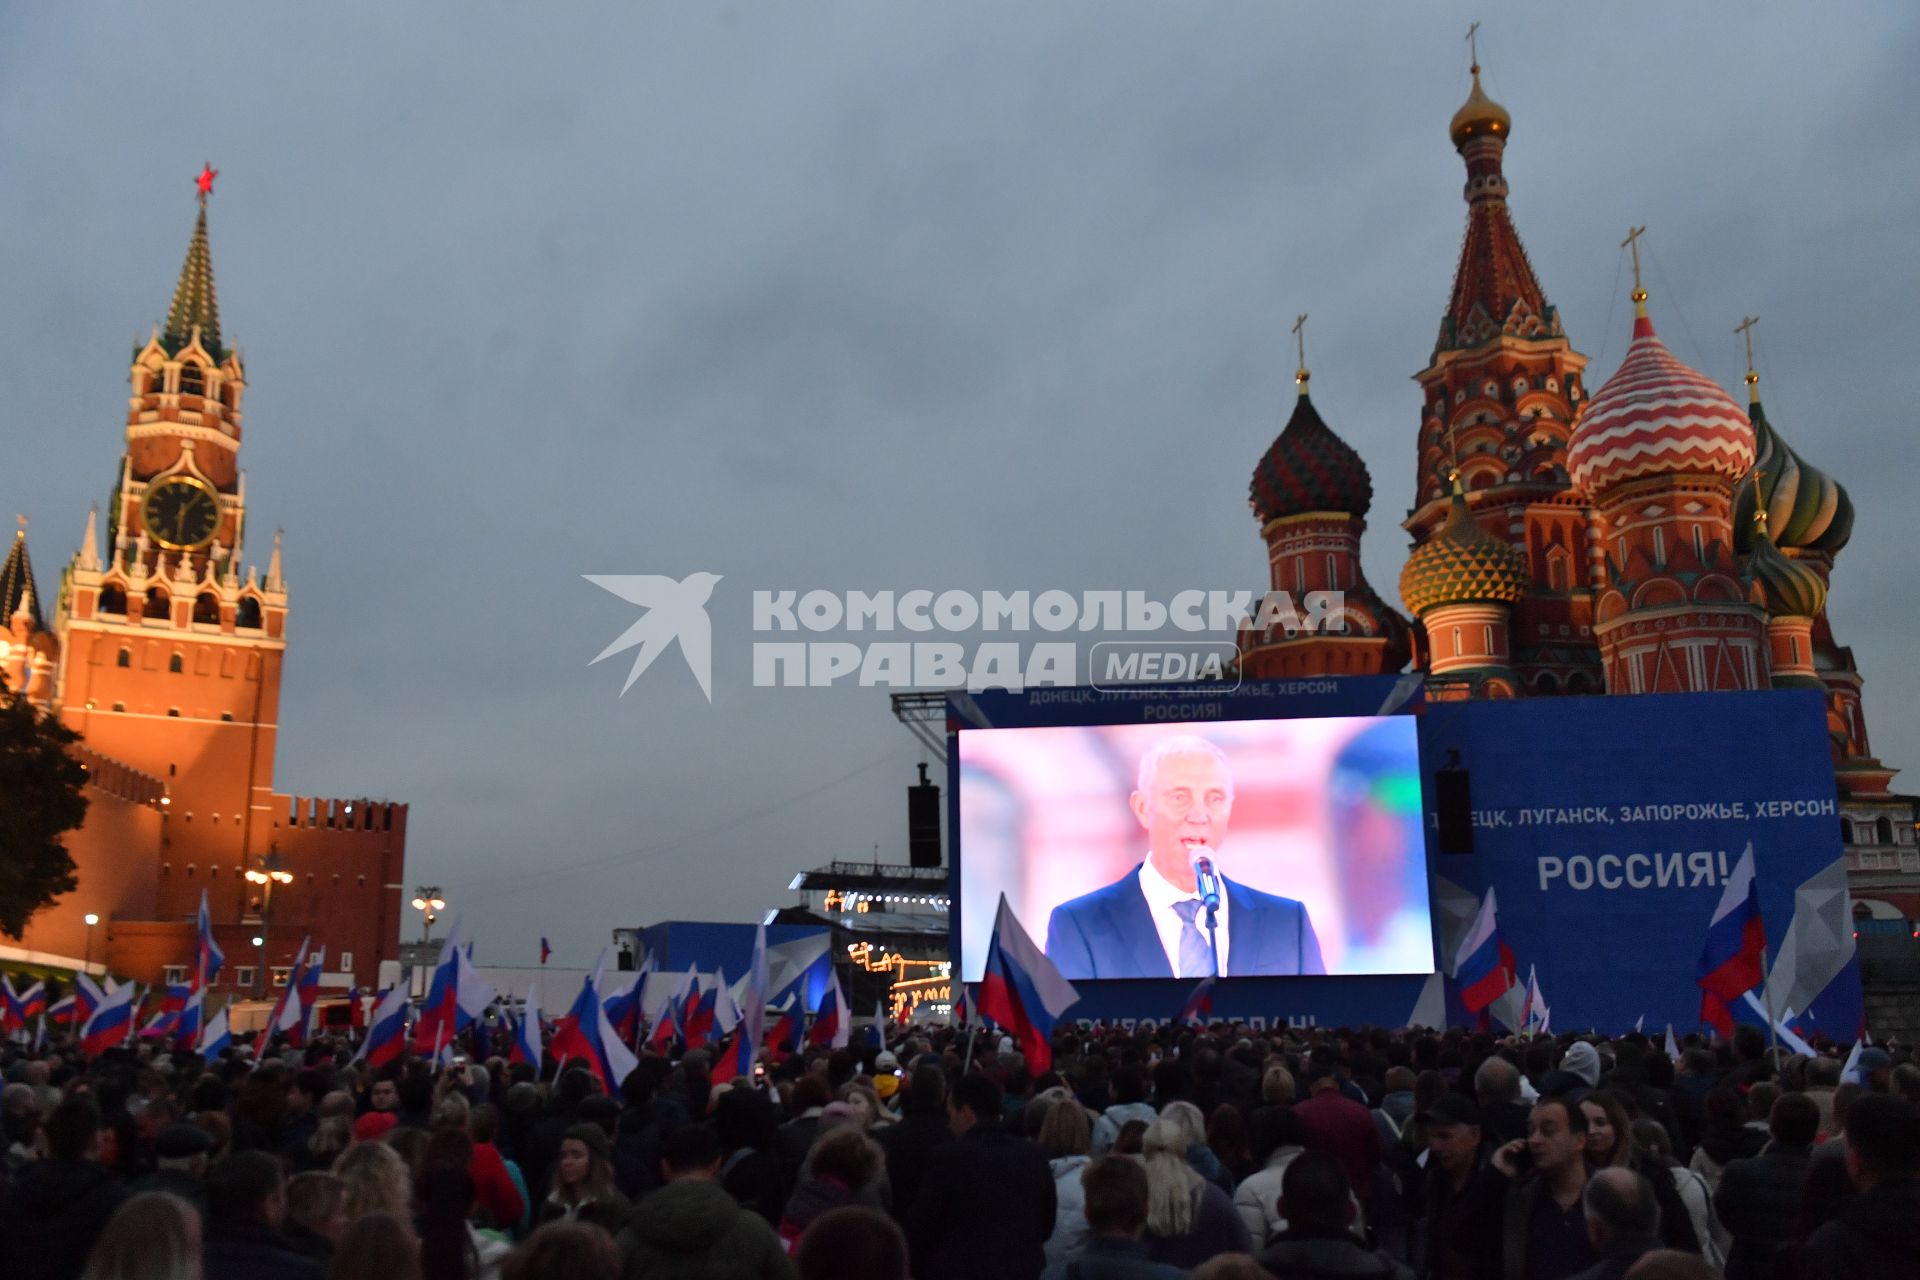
xmin=1406 ymin=58 xmax=1599 ymax=695
xmin=1240 ymin=333 xmax=1411 ymax=677
xmin=1567 ymin=251 xmax=1765 ymax=694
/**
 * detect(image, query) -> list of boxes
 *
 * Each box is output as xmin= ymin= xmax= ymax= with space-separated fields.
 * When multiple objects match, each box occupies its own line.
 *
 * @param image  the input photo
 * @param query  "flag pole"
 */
xmin=1761 ymin=943 xmax=1780 ymax=1064
xmin=961 ymin=1020 xmax=980 ymax=1073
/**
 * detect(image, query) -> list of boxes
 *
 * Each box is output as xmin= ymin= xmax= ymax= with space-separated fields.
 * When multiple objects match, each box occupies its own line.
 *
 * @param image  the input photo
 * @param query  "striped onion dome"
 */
xmin=1733 ymin=396 xmax=1853 ymax=556
xmin=1399 ymin=481 xmax=1529 ymax=617
xmin=1748 ymin=515 xmax=1827 ymax=620
xmin=1250 ymin=392 xmax=1373 ymax=523
xmin=1568 ymin=311 xmax=1755 ymax=498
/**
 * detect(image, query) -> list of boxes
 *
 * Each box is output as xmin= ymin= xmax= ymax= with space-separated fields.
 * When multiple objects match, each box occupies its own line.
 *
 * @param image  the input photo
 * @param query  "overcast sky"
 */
xmin=4 ymin=3 xmax=1915 ymax=965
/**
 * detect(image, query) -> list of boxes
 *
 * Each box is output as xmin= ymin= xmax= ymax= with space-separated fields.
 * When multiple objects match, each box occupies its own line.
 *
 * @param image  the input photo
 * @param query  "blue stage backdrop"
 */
xmin=634 ymin=921 xmax=833 ymax=1010
xmin=947 ymin=677 xmax=1860 ymax=1035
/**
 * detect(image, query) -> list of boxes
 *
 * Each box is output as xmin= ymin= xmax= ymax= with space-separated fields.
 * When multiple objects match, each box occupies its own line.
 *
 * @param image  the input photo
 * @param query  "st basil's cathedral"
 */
xmin=1238 ymin=60 xmax=1916 ymax=922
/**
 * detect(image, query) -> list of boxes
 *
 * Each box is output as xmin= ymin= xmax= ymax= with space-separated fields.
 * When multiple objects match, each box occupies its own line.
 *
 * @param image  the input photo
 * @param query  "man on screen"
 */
xmin=1044 ymin=734 xmax=1325 ymax=979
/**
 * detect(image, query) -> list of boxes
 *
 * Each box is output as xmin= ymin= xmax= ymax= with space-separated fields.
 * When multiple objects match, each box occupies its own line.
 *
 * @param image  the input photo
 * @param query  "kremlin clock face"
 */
xmin=142 ymin=477 xmax=221 ymax=550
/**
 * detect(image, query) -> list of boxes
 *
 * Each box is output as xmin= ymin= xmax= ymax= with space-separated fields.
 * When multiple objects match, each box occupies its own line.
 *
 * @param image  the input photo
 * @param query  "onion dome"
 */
xmin=1450 ymin=65 xmax=1511 ymax=147
xmin=1250 ymin=391 xmax=1374 ymax=523
xmin=1748 ymin=512 xmax=1827 ymax=620
xmin=1733 ymin=396 xmax=1853 ymax=556
xmin=2 ymin=520 xmax=42 ymax=632
xmin=1569 ymin=309 xmax=1755 ymax=498
xmin=1399 ymin=480 xmax=1530 ymax=617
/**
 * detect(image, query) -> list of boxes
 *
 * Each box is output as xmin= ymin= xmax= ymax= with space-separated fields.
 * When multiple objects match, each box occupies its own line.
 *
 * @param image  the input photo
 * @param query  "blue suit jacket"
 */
xmin=1043 ymin=864 xmax=1326 ymax=979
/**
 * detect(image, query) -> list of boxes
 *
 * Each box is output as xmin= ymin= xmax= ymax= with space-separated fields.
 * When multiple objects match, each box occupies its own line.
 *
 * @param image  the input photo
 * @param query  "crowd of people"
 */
xmin=1 ymin=1015 xmax=1916 ymax=1280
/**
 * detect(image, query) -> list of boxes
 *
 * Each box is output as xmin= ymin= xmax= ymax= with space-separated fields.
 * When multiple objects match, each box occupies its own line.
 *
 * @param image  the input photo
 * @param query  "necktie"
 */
xmin=1172 ymin=899 xmax=1216 ymax=978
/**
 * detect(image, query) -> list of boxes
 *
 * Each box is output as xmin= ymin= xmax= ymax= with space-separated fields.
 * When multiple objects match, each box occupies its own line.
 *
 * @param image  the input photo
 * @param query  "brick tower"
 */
xmin=1 ymin=168 xmax=409 ymax=994
xmin=1404 ymin=59 xmax=1601 ymax=696
xmin=53 ymin=170 xmax=291 ymax=905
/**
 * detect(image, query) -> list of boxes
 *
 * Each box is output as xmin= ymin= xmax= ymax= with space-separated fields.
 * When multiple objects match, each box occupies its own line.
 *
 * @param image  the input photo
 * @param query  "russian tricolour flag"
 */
xmin=511 ymin=982 xmax=543 ymax=1069
xmin=356 ymin=987 xmax=411 ymax=1068
xmin=80 ymin=981 xmax=138 ymax=1056
xmin=1177 ymin=976 xmax=1216 ymax=1026
xmin=1697 ymin=843 xmax=1768 ymax=1036
xmin=549 ymin=954 xmax=637 ymax=1091
xmin=808 ymin=966 xmax=848 ymax=1048
xmin=712 ymin=925 xmax=769 ymax=1083
xmin=1455 ymin=888 xmax=1518 ymax=1015
xmin=196 ymin=889 xmax=225 ymax=986
xmin=978 ymin=895 xmax=1079 ymax=1073
xmin=198 ymin=1004 xmax=232 ymax=1057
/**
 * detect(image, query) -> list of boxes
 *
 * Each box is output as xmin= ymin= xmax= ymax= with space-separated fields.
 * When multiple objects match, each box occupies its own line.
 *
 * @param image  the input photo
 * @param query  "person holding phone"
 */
xmin=1449 ymin=1096 xmax=1597 ymax=1280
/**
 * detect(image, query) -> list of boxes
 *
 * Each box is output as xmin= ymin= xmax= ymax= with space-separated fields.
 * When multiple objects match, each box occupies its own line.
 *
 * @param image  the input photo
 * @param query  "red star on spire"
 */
xmin=196 ymin=163 xmax=218 ymax=201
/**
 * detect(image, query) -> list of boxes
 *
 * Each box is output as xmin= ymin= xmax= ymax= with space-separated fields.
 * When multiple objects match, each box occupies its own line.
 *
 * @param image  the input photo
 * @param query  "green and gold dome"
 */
xmin=1733 ymin=395 xmax=1853 ymax=557
xmin=1399 ymin=480 xmax=1530 ymax=617
xmin=1748 ymin=511 xmax=1827 ymax=620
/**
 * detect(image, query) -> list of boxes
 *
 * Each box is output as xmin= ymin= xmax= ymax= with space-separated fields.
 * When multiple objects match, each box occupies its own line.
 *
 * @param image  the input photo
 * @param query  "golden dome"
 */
xmin=1449 ymin=67 xmax=1511 ymax=147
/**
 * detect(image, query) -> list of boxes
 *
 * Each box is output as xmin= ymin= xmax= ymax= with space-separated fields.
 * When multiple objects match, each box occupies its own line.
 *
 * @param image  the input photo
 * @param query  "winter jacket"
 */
xmin=0 ymin=1157 xmax=131 ymax=1280
xmin=878 ymin=1108 xmax=951 ymax=1223
xmin=1261 ymin=1223 xmax=1415 ymax=1280
xmin=1712 ymin=1143 xmax=1811 ymax=1280
xmin=1563 ymin=1234 xmax=1662 ymax=1280
xmin=617 ymin=1176 xmax=796 ymax=1280
xmin=537 ymin=1187 xmax=633 ymax=1236
xmin=1234 ymin=1143 xmax=1306 ymax=1248
xmin=1090 ymin=1101 xmax=1159 ymax=1155
xmin=1046 ymin=1153 xmax=1093 ymax=1264
xmin=1373 ymin=1091 xmax=1417 ymax=1153
xmin=1795 ymin=1179 xmax=1920 ymax=1280
xmin=1038 ymin=1235 xmax=1188 ymax=1280
xmin=777 ymin=1175 xmax=857 ymax=1252
xmin=203 ymin=1221 xmax=329 ymax=1280
xmin=1143 ymin=1179 xmax=1251 ymax=1271
xmin=907 ymin=1123 xmax=1057 ymax=1280
xmin=1688 ymin=1127 xmax=1765 ymax=1194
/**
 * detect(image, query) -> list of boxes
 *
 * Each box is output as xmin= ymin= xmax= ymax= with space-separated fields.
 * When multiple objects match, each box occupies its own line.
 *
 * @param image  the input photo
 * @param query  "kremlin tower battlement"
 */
xmin=1 ymin=167 xmax=409 ymax=992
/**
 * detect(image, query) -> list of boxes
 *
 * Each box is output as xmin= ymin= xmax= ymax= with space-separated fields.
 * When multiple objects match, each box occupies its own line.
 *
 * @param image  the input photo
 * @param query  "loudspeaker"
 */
xmin=1435 ymin=761 xmax=1473 ymax=855
xmin=908 ymin=762 xmax=942 ymax=868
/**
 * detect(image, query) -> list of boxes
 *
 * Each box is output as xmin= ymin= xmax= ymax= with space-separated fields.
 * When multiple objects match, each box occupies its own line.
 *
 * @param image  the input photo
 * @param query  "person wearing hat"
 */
xmin=1854 ymin=1046 xmax=1893 ymax=1092
xmin=1537 ymin=1042 xmax=1603 ymax=1109
xmin=537 ymin=1122 xmax=632 ymax=1235
xmin=1416 ymin=1094 xmax=1486 ymax=1280
xmin=133 ymin=1121 xmax=215 ymax=1214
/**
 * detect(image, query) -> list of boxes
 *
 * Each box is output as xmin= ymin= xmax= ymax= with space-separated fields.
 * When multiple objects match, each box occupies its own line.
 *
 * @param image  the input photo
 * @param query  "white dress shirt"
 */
xmin=1138 ymin=856 xmax=1231 ymax=977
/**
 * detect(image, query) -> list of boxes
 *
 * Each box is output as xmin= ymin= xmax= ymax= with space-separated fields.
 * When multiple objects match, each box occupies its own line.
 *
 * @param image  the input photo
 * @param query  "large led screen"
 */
xmin=956 ymin=715 xmax=1434 ymax=982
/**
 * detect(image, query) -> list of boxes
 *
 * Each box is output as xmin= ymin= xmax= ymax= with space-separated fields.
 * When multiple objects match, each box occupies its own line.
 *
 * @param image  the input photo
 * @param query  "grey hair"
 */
xmin=1136 ymin=735 xmax=1234 ymax=798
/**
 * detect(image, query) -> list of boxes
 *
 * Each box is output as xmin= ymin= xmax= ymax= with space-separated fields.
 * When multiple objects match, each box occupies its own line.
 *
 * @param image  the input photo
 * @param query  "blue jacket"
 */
xmin=1045 ymin=865 xmax=1326 ymax=979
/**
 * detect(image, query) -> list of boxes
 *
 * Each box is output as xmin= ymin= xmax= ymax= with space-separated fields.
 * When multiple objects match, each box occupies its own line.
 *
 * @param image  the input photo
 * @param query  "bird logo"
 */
xmin=584 ymin=572 xmax=724 ymax=700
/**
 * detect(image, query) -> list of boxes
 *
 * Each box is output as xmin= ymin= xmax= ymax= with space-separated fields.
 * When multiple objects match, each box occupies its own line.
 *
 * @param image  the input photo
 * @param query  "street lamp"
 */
xmin=83 ymin=913 xmax=100 ymax=973
xmin=411 ymin=887 xmax=446 ymax=943
xmin=245 ymin=847 xmax=294 ymax=997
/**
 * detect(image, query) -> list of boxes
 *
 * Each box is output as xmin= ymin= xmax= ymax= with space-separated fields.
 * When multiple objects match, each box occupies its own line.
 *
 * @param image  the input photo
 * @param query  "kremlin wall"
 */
xmin=3 ymin=59 xmax=1916 ymax=1008
xmin=0 ymin=173 xmax=408 ymax=996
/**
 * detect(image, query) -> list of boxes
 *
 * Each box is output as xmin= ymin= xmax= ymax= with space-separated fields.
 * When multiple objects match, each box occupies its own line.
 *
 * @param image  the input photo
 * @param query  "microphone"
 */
xmin=1188 ymin=846 xmax=1223 ymax=911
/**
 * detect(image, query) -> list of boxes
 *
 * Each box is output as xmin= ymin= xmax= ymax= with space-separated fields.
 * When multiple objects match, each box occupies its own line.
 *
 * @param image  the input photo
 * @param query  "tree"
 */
xmin=0 ymin=671 xmax=88 ymax=937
